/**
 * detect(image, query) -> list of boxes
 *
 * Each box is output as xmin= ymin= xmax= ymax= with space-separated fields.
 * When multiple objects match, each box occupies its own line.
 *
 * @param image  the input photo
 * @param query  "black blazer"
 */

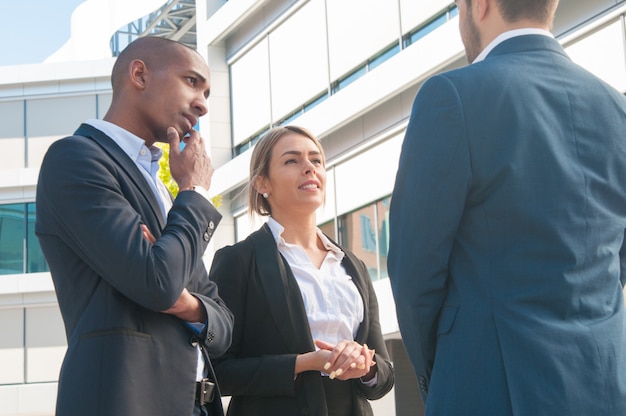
xmin=209 ymin=224 xmax=394 ymax=416
xmin=35 ymin=124 xmax=234 ymax=416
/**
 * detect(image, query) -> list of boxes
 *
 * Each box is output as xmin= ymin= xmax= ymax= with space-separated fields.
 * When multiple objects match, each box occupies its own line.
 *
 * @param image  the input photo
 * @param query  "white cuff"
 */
xmin=190 ymin=185 xmax=211 ymax=202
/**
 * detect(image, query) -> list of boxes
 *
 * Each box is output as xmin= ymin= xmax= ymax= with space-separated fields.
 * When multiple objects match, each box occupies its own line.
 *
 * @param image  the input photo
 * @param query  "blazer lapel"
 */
xmin=74 ymin=123 xmax=166 ymax=230
xmin=340 ymin=250 xmax=371 ymax=344
xmin=249 ymin=225 xmax=314 ymax=352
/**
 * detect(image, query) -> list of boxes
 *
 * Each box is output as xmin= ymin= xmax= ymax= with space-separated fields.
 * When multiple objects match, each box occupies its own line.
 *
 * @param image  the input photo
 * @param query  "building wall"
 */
xmin=0 ymin=0 xmax=625 ymax=415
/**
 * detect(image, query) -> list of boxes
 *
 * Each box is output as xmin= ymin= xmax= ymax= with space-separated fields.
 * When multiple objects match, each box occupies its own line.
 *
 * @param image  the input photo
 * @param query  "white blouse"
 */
xmin=266 ymin=217 xmax=365 ymax=345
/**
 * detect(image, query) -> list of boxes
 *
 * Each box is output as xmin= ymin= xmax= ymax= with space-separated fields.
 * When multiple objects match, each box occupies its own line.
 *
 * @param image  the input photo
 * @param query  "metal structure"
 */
xmin=110 ymin=0 xmax=197 ymax=56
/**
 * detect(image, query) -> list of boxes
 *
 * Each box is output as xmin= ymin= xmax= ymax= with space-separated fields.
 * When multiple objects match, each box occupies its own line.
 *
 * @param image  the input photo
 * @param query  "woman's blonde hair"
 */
xmin=248 ymin=125 xmax=325 ymax=217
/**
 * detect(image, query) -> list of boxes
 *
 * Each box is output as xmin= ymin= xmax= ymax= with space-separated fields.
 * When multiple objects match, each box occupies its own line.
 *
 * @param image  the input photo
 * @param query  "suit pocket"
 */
xmin=80 ymin=327 xmax=152 ymax=340
xmin=436 ymin=305 xmax=458 ymax=336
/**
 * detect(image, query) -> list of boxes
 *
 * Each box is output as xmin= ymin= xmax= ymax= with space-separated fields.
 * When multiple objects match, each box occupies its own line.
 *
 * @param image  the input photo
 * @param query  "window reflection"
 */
xmin=0 ymin=204 xmax=25 ymax=274
xmin=319 ymin=220 xmax=336 ymax=241
xmin=0 ymin=203 xmax=49 ymax=275
xmin=338 ymin=196 xmax=391 ymax=281
xmin=27 ymin=203 xmax=49 ymax=273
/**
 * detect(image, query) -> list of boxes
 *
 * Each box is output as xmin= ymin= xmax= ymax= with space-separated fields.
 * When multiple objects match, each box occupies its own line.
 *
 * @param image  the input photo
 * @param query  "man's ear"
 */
xmin=475 ymin=0 xmax=489 ymax=21
xmin=129 ymin=59 xmax=148 ymax=90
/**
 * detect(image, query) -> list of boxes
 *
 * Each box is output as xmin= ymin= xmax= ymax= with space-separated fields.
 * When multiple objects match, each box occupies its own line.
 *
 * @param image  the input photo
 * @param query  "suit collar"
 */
xmin=474 ymin=29 xmax=553 ymax=63
xmin=74 ymin=123 xmax=166 ymax=230
xmin=482 ymin=33 xmax=568 ymax=62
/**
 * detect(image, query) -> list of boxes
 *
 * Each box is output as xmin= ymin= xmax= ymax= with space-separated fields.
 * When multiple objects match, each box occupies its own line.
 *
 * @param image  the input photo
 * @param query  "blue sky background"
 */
xmin=0 ymin=0 xmax=85 ymax=66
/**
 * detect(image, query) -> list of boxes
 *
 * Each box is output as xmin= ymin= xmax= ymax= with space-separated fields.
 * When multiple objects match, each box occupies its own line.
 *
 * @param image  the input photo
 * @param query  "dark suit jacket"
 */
xmin=389 ymin=34 xmax=626 ymax=415
xmin=208 ymin=224 xmax=394 ymax=416
xmin=35 ymin=123 xmax=234 ymax=416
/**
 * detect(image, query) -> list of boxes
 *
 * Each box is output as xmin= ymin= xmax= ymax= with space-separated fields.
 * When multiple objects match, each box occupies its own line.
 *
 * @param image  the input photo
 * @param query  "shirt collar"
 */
xmin=266 ymin=217 xmax=344 ymax=257
xmin=85 ymin=118 xmax=162 ymax=165
xmin=473 ymin=28 xmax=554 ymax=64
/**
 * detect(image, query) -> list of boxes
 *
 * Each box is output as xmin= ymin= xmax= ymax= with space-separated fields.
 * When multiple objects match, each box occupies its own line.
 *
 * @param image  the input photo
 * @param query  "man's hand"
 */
xmin=162 ymin=288 xmax=207 ymax=323
xmin=167 ymin=127 xmax=214 ymax=191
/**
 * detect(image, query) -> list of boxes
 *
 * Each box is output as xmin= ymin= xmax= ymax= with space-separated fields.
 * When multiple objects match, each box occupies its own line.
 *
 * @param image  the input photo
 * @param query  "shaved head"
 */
xmin=103 ymin=36 xmax=211 ymax=145
xmin=110 ymin=36 xmax=198 ymax=91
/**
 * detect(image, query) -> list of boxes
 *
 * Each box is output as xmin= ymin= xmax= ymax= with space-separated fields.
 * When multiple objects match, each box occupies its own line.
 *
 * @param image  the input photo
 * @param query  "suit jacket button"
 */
xmin=207 ymin=330 xmax=215 ymax=343
xmin=208 ymin=221 xmax=215 ymax=230
xmin=419 ymin=376 xmax=428 ymax=393
xmin=203 ymin=232 xmax=210 ymax=241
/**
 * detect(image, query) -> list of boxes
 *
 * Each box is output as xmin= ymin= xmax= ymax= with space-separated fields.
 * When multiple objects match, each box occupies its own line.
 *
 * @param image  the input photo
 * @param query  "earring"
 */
xmin=263 ymin=192 xmax=268 ymax=199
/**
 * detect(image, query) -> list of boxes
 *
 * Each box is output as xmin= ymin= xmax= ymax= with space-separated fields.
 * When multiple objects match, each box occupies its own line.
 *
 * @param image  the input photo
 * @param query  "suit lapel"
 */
xmin=340 ymin=249 xmax=371 ymax=344
xmin=249 ymin=225 xmax=314 ymax=352
xmin=74 ymin=123 xmax=166 ymax=230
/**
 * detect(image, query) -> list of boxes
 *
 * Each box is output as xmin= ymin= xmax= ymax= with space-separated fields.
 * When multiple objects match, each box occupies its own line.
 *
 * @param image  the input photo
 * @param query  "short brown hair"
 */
xmin=248 ymin=125 xmax=325 ymax=217
xmin=494 ymin=0 xmax=559 ymax=26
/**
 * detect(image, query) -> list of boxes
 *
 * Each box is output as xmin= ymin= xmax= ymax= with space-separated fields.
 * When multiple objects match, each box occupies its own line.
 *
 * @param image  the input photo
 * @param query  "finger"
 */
xmin=314 ymin=339 xmax=334 ymax=351
xmin=140 ymin=224 xmax=156 ymax=244
xmin=314 ymin=340 xmax=336 ymax=372
xmin=329 ymin=342 xmax=361 ymax=378
xmin=167 ymin=127 xmax=181 ymax=157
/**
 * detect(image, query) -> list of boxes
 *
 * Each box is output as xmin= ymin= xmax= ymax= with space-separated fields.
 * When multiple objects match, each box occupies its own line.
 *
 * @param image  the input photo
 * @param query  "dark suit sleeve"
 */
xmin=36 ymin=136 xmax=226 ymax=313
xmin=209 ymin=244 xmax=299 ymax=397
xmin=387 ymin=74 xmax=470 ymax=396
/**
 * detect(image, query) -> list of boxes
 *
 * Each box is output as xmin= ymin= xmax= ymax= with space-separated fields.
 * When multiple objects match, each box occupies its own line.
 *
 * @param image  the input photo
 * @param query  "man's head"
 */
xmin=105 ymin=36 xmax=211 ymax=146
xmin=456 ymin=0 xmax=559 ymax=63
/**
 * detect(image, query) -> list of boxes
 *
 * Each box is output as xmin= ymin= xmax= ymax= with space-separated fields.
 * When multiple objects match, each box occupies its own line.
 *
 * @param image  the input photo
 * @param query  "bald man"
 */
xmin=36 ymin=37 xmax=233 ymax=416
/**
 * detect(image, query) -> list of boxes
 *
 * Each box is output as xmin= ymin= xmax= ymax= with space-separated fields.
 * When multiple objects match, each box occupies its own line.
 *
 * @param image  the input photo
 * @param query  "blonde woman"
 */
xmin=209 ymin=125 xmax=394 ymax=415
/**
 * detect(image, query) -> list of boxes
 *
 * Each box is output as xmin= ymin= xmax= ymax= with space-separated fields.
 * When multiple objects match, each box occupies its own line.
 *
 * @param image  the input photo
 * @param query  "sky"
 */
xmin=0 ymin=0 xmax=85 ymax=66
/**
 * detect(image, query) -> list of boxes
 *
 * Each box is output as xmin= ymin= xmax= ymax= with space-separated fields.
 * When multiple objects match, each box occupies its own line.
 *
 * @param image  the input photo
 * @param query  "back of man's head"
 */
xmin=494 ymin=0 xmax=559 ymax=26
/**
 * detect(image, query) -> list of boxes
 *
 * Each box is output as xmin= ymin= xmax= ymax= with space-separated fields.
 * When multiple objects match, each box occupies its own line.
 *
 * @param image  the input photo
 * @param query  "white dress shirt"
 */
xmin=266 ymin=217 xmax=364 ymax=345
xmin=266 ymin=218 xmax=378 ymax=385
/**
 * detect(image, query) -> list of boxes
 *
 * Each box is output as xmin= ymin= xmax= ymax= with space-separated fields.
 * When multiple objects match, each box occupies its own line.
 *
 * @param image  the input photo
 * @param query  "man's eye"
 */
xmin=187 ymin=77 xmax=196 ymax=85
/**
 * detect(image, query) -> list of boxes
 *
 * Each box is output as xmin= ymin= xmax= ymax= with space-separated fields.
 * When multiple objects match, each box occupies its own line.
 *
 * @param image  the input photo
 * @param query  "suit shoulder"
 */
xmin=44 ymin=134 xmax=102 ymax=162
xmin=214 ymin=231 xmax=258 ymax=260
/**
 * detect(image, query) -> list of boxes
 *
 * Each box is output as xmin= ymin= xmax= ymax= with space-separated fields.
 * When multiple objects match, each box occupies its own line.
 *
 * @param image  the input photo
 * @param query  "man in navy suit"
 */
xmin=388 ymin=0 xmax=626 ymax=414
xmin=36 ymin=37 xmax=233 ymax=415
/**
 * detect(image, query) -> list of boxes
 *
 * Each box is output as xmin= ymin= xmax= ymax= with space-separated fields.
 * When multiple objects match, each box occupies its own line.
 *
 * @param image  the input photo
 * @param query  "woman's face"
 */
xmin=259 ymin=132 xmax=326 ymax=218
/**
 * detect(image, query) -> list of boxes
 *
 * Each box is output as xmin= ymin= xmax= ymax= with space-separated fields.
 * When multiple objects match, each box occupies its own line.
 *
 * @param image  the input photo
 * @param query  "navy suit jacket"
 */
xmin=209 ymin=224 xmax=394 ymax=416
xmin=36 ymin=124 xmax=234 ymax=416
xmin=389 ymin=35 xmax=626 ymax=415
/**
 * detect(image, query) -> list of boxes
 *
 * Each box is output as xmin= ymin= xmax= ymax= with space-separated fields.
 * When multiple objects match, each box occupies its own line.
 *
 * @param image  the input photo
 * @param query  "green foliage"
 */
xmin=156 ymin=143 xmax=222 ymax=207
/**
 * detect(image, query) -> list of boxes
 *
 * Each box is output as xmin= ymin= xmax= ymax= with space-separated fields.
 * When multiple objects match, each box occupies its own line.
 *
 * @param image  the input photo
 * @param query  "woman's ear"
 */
xmin=253 ymin=175 xmax=267 ymax=195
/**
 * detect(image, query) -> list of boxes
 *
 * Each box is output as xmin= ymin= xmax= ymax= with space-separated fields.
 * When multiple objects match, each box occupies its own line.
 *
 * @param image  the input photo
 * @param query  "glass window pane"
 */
xmin=269 ymin=0 xmax=328 ymax=121
xmin=26 ymin=203 xmax=48 ymax=273
xmin=399 ymin=0 xmax=451 ymax=35
xmin=231 ymin=38 xmax=271 ymax=146
xmin=339 ymin=205 xmax=379 ymax=281
xmin=319 ymin=220 xmax=336 ymax=241
xmin=377 ymin=197 xmax=391 ymax=280
xmin=0 ymin=204 xmax=25 ymax=275
xmin=327 ymin=0 xmax=400 ymax=80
